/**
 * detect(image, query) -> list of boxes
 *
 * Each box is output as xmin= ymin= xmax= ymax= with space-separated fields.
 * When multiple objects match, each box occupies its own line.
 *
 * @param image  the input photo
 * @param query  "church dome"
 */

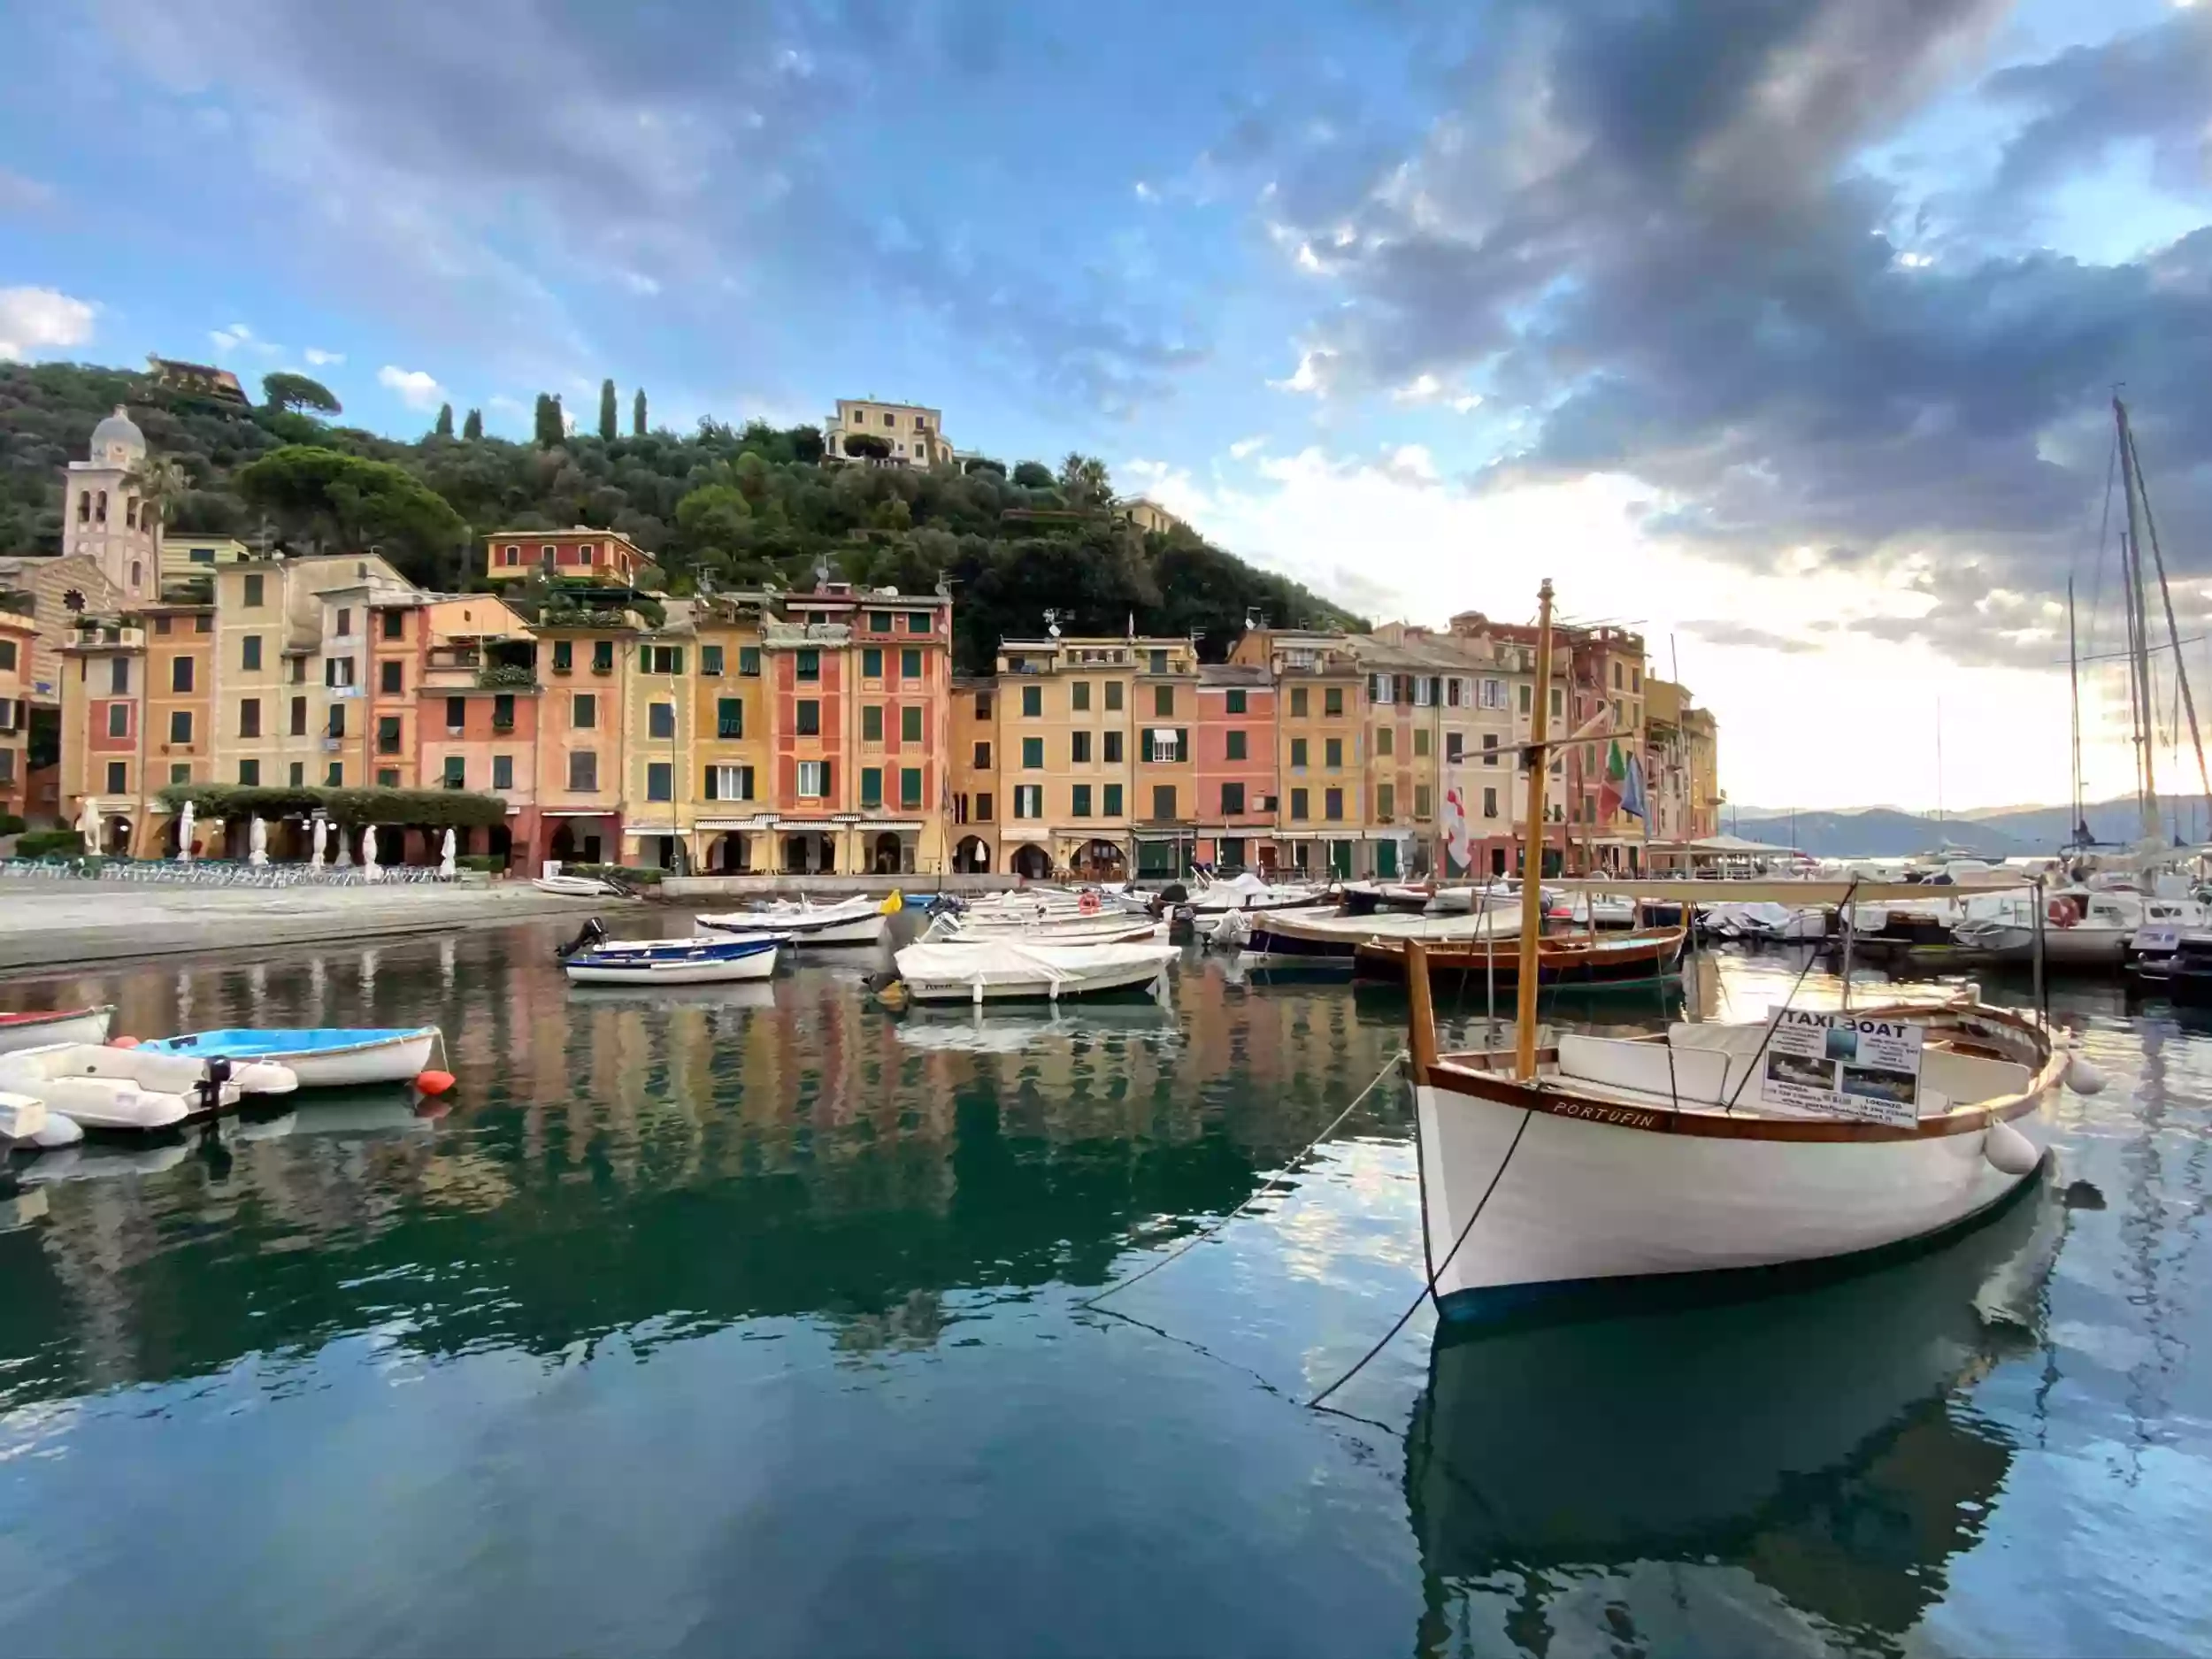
xmin=88 ymin=405 xmax=146 ymax=463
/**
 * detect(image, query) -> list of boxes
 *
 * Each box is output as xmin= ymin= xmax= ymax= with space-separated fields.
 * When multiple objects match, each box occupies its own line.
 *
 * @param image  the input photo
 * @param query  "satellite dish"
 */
xmin=1048 ymin=622 xmax=1061 ymax=638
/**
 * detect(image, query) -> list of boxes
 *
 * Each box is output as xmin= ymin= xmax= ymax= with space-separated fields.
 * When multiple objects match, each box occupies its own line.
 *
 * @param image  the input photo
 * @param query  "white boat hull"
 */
xmin=698 ymin=909 xmax=887 ymax=946
xmin=1413 ymin=1072 xmax=2056 ymax=1319
xmin=1954 ymin=922 xmax=2128 ymax=965
xmin=0 ymin=1008 xmax=116 ymax=1055
xmin=564 ymin=948 xmax=779 ymax=985
xmin=895 ymin=941 xmax=1178 ymax=1003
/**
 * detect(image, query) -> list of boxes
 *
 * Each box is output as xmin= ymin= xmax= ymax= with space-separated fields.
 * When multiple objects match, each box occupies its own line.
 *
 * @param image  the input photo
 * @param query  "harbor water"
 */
xmin=0 ymin=923 xmax=2205 ymax=1656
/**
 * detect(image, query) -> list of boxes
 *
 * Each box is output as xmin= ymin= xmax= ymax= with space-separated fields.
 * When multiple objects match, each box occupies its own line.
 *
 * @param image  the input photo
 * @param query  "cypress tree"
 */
xmin=633 ymin=388 xmax=648 ymax=437
xmin=598 ymin=379 xmax=618 ymax=442
xmin=462 ymin=407 xmax=483 ymax=441
xmin=434 ymin=403 xmax=454 ymax=438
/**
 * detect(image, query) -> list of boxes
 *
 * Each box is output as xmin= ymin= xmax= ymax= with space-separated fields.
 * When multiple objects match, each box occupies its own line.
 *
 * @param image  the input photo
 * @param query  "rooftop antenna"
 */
xmin=1043 ymin=607 xmax=1063 ymax=640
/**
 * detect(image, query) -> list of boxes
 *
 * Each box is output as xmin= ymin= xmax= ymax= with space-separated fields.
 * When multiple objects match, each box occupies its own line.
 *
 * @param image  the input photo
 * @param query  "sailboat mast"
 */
xmin=2116 ymin=398 xmax=2212 ymax=843
xmin=1514 ymin=580 xmax=1557 ymax=1079
xmin=2069 ymin=577 xmax=2085 ymax=844
xmin=2118 ymin=398 xmax=2160 ymax=839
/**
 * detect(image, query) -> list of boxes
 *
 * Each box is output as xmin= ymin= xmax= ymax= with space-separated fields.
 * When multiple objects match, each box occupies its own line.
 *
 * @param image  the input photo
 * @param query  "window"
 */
xmin=863 ymin=647 xmax=884 ymax=679
xmin=503 ymin=544 xmax=519 ymax=565
xmin=1221 ymin=781 xmax=1245 ymax=815
xmin=901 ymin=649 xmax=921 ymax=680
xmin=1447 ymin=678 xmax=1463 ymax=708
xmin=1290 ymin=787 xmax=1310 ymax=820
xmin=975 ymin=691 xmax=993 ymax=718
xmin=1479 ymin=679 xmax=1506 ymax=710
xmin=1021 ymin=736 xmax=1043 ymax=769
xmin=796 ymin=649 xmax=819 ymax=681
xmin=861 ymin=767 xmax=884 ymax=808
xmin=973 ymin=741 xmax=992 ymax=769
xmin=701 ymin=644 xmax=725 ymax=677
xmin=640 ymin=698 xmax=674 ymax=741
xmin=1012 ymin=784 xmax=1042 ymax=818
xmin=492 ymin=693 xmax=515 ymax=730
xmin=382 ymin=610 xmax=405 ymax=641
xmin=901 ymin=705 xmax=923 ymax=743
xmin=645 ymin=644 xmax=684 ymax=676
xmin=1102 ymin=783 xmax=1123 ymax=817
xmin=593 ymin=641 xmax=615 ymax=674
xmin=704 ymin=764 xmax=755 ymax=801
xmin=1021 ymin=685 xmax=1041 ymax=718
xmin=1104 ymin=681 xmax=1124 ymax=712
xmin=1614 ymin=662 xmax=1624 ymax=690
xmin=239 ymin=698 xmax=261 ymax=738
xmin=324 ymin=656 xmax=356 ymax=688
xmin=442 ymin=756 xmax=465 ymax=789
xmin=335 ymin=608 xmax=352 ymax=637
xmin=568 ymin=751 xmax=599 ymax=792
xmin=1482 ymin=787 xmax=1499 ymax=819
xmin=797 ymin=760 xmax=831 ymax=797
xmin=907 ymin=611 xmax=931 ymax=634
xmin=1325 ymin=687 xmax=1344 ymax=718
xmin=155 ymin=615 xmax=172 ymax=638
xmin=242 ymin=572 xmax=265 ymax=608
xmin=1226 ymin=730 xmax=1248 ymax=761
xmin=1483 ymin=733 xmax=1499 ymax=765
xmin=1416 ymin=676 xmax=1435 ymax=708
xmin=647 ymin=762 xmax=672 ymax=802
xmin=327 ymin=704 xmax=346 ymax=740
xmin=1290 ymin=686 xmax=1309 ymax=718
xmin=975 ymin=792 xmax=995 ymax=821
xmin=1071 ymin=731 xmax=1091 ymax=764
xmin=1379 ymin=783 xmax=1396 ymax=820
xmin=1148 ymin=650 xmax=1169 ymax=675
xmin=541 ymin=545 xmax=557 ymax=567
xmin=168 ymin=764 xmax=188 ymax=785
xmin=290 ymin=695 xmax=307 ymax=736
xmin=110 ymin=657 xmax=128 ymax=695
xmin=168 ymin=710 xmax=191 ymax=744
xmin=900 ymin=767 xmax=922 ymax=810
xmin=739 ymin=647 xmax=760 ymax=677
xmin=0 ymin=641 xmax=12 ymax=672
xmin=1414 ymin=728 xmax=1430 ymax=758
xmin=106 ymin=703 xmax=129 ymax=738
xmin=1325 ymin=737 xmax=1343 ymax=769
xmin=380 ymin=659 xmax=403 ymax=695
xmin=1378 ymin=726 xmax=1394 ymax=758
xmin=869 ymin=611 xmax=892 ymax=633
xmin=1518 ymin=684 xmax=1532 ymax=715
xmin=1154 ymin=685 xmax=1174 ymax=718
xmin=1551 ymin=688 xmax=1564 ymax=718
xmin=1371 ymin=673 xmax=1391 ymax=706
xmin=573 ymin=694 xmax=597 ymax=730
xmin=1071 ymin=783 xmax=1093 ymax=817
xmin=1225 ymin=688 xmax=1247 ymax=715
xmin=378 ymin=716 xmax=402 ymax=755
xmin=717 ymin=697 xmax=743 ymax=739
xmin=1446 ymin=732 xmax=1464 ymax=763
xmin=863 ymin=705 xmax=885 ymax=742
xmin=1151 ymin=785 xmax=1177 ymax=820
xmin=241 ymin=635 xmax=263 ymax=672
xmin=493 ymin=754 xmax=514 ymax=791
xmin=238 ymin=758 xmax=260 ymax=786
xmin=1415 ymin=784 xmax=1432 ymax=819
xmin=1290 ymin=737 xmax=1308 ymax=768
xmin=377 ymin=769 xmax=399 ymax=788
xmin=1325 ymin=787 xmax=1345 ymax=821
xmin=797 ymin=699 xmax=820 ymax=736
xmin=1632 ymin=667 xmax=1642 ymax=691
xmin=1147 ymin=728 xmax=1181 ymax=764
xmin=446 ymin=695 xmax=466 ymax=733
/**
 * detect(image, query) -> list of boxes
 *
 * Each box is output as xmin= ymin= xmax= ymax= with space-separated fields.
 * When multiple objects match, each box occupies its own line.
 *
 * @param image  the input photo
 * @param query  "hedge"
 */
xmin=0 ymin=813 xmax=26 ymax=838
xmin=155 ymin=783 xmax=511 ymax=830
xmin=564 ymin=862 xmax=663 ymax=886
xmin=457 ymin=854 xmax=506 ymax=873
xmin=16 ymin=829 xmax=85 ymax=857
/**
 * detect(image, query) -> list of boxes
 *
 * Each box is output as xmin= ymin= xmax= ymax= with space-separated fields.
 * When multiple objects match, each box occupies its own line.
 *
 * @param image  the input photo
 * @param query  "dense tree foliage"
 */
xmin=462 ymin=407 xmax=483 ymax=441
xmin=261 ymin=372 xmax=342 ymax=415
xmin=533 ymin=393 xmax=564 ymax=449
xmin=632 ymin=388 xmax=647 ymax=438
xmin=0 ymin=360 xmax=1364 ymax=669
xmin=434 ymin=403 xmax=454 ymax=438
xmin=598 ymin=379 xmax=618 ymax=442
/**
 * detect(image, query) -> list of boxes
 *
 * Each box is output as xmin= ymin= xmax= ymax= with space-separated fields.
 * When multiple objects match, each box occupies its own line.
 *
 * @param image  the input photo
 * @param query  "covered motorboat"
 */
xmin=0 ymin=1006 xmax=115 ymax=1055
xmin=890 ymin=940 xmax=1178 ymax=1004
xmin=0 ymin=1042 xmax=298 ymax=1132
xmin=697 ymin=893 xmax=894 ymax=946
xmin=139 ymin=1027 xmax=441 ymax=1089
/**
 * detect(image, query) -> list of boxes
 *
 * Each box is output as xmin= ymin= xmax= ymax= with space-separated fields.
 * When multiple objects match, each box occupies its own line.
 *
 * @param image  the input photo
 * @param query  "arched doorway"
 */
xmin=871 ymin=832 xmax=901 ymax=874
xmin=952 ymin=835 xmax=991 ymax=873
xmin=549 ymin=821 xmax=578 ymax=862
xmin=104 ymin=816 xmax=132 ymax=856
xmin=1009 ymin=842 xmax=1050 ymax=879
xmin=1077 ymin=839 xmax=1125 ymax=881
xmin=710 ymin=832 xmax=750 ymax=874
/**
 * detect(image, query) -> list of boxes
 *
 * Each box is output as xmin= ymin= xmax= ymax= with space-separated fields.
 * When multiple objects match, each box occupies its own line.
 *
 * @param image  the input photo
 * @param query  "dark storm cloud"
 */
xmin=1266 ymin=1 xmax=2212 ymax=665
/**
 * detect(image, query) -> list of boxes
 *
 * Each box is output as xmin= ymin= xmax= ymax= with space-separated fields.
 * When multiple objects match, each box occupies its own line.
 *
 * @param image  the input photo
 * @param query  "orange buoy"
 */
xmin=414 ymin=1070 xmax=457 ymax=1097
xmin=106 ymin=1034 xmax=141 ymax=1048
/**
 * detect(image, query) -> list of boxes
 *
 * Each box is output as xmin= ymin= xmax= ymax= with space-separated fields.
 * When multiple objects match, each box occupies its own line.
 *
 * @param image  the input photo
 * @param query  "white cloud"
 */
xmin=210 ymin=321 xmax=280 ymax=356
xmin=0 ymin=169 xmax=55 ymax=211
xmin=0 ymin=287 xmax=96 ymax=360
xmin=618 ymin=270 xmax=661 ymax=296
xmin=1269 ymin=348 xmax=1337 ymax=396
xmin=376 ymin=364 xmax=445 ymax=410
xmin=302 ymin=347 xmax=345 ymax=365
xmin=1450 ymin=395 xmax=1484 ymax=413
xmin=1133 ymin=180 xmax=1158 ymax=203
xmin=1228 ymin=436 xmax=1268 ymax=460
xmin=487 ymin=394 xmax=525 ymax=412
xmin=1391 ymin=373 xmax=1443 ymax=403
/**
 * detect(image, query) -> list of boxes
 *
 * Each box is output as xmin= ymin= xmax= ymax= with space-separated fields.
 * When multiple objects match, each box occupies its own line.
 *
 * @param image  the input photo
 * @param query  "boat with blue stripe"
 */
xmin=557 ymin=920 xmax=781 ymax=986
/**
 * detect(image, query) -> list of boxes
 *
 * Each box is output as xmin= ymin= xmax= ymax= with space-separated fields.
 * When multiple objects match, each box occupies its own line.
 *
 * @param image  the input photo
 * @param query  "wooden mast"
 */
xmin=2116 ymin=396 xmax=2212 ymax=837
xmin=1514 ymin=580 xmax=1556 ymax=1079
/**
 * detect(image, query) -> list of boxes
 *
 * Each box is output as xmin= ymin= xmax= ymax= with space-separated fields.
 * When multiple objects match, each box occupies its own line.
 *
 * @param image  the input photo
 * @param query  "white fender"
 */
xmin=32 ymin=1112 xmax=83 ymax=1149
xmin=2065 ymin=1056 xmax=2106 ymax=1095
xmin=230 ymin=1062 xmax=300 ymax=1096
xmin=1984 ymin=1118 xmax=2041 ymax=1177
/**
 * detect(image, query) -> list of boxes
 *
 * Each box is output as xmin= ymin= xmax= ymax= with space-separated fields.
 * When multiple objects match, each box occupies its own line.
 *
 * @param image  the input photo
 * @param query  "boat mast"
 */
xmin=1514 ymin=580 xmax=1556 ymax=1079
xmin=2118 ymin=399 xmax=2160 ymax=839
xmin=2116 ymin=396 xmax=2212 ymax=841
xmin=2069 ymin=577 xmax=2085 ymax=844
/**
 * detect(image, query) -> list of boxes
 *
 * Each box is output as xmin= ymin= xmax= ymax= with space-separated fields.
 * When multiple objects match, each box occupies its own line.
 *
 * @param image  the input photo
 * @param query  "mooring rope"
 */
xmin=1080 ymin=1047 xmax=1408 ymax=1310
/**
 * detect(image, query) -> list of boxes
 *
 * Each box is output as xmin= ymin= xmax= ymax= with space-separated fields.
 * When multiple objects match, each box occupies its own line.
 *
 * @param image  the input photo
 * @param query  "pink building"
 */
xmin=1193 ymin=664 xmax=1279 ymax=872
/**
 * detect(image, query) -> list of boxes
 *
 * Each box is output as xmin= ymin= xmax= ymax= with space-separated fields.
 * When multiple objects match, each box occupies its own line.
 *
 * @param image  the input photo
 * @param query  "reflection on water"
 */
xmin=0 ymin=932 xmax=2204 ymax=1657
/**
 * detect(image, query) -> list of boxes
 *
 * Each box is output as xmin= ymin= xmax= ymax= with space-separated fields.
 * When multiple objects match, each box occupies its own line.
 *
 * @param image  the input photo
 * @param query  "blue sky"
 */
xmin=3 ymin=0 xmax=2208 ymax=810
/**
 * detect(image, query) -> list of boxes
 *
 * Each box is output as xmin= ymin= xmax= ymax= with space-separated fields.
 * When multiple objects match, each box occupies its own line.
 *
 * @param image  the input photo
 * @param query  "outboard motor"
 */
xmin=556 ymin=917 xmax=609 ymax=960
xmin=196 ymin=1056 xmax=233 ymax=1119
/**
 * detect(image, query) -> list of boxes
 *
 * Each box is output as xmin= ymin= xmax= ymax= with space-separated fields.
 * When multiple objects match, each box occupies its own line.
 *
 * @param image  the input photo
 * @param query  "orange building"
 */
xmin=534 ymin=612 xmax=637 ymax=871
xmin=0 ymin=610 xmax=35 ymax=823
xmin=58 ymin=617 xmax=146 ymax=854
xmin=417 ymin=630 xmax=540 ymax=865
xmin=140 ymin=603 xmax=217 ymax=850
xmin=483 ymin=526 xmax=653 ymax=587
xmin=947 ymin=676 xmax=997 ymax=873
xmin=1192 ymin=664 xmax=1277 ymax=872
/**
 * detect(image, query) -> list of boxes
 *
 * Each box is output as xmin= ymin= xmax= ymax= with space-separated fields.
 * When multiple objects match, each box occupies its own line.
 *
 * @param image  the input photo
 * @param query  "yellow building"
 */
xmin=948 ymin=676 xmax=998 ymax=873
xmin=161 ymin=534 xmax=254 ymax=588
xmin=689 ymin=595 xmax=774 ymax=874
xmin=1118 ymin=498 xmax=1185 ymax=536
xmin=534 ymin=610 xmax=641 ymax=872
xmin=824 ymin=399 xmax=954 ymax=467
xmin=1228 ymin=628 xmax=1364 ymax=878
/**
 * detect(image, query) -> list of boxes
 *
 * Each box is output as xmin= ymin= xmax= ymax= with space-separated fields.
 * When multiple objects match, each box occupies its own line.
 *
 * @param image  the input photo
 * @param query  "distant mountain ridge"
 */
xmin=1732 ymin=794 xmax=2212 ymax=857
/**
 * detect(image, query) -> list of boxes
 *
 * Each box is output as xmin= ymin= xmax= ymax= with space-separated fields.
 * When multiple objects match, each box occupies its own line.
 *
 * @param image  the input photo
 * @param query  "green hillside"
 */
xmin=0 ymin=361 xmax=1363 ymax=672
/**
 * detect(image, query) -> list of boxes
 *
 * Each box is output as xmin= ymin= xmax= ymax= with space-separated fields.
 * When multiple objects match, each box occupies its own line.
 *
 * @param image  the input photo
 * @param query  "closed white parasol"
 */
xmin=362 ymin=824 xmax=381 ymax=883
xmin=176 ymin=800 xmax=196 ymax=861
xmin=440 ymin=827 xmax=457 ymax=879
xmin=311 ymin=818 xmax=327 ymax=869
xmin=249 ymin=817 xmax=268 ymax=867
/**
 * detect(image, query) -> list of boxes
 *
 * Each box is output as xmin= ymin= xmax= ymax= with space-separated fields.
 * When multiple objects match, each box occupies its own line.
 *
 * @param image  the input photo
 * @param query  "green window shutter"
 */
xmin=862 ymin=767 xmax=882 ymax=807
xmin=863 ymin=704 xmax=883 ymax=741
xmin=864 ymin=647 xmax=883 ymax=678
xmin=704 ymin=767 xmax=718 ymax=801
xmin=901 ymin=705 xmax=923 ymax=743
xmin=901 ymin=767 xmax=921 ymax=809
xmin=718 ymin=697 xmax=742 ymax=738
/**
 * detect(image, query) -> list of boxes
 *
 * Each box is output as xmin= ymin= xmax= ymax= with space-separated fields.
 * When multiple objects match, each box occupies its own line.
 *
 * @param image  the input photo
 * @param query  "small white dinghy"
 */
xmin=137 ymin=1028 xmax=440 ymax=1090
xmin=893 ymin=940 xmax=1179 ymax=1004
xmin=560 ymin=930 xmax=780 ymax=986
xmin=0 ymin=1006 xmax=116 ymax=1056
xmin=0 ymin=1043 xmax=298 ymax=1132
xmin=0 ymin=1091 xmax=85 ymax=1151
xmin=698 ymin=893 xmax=895 ymax=947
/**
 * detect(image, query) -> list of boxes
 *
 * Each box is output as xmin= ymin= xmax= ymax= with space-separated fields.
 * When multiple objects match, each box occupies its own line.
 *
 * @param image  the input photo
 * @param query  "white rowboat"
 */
xmin=139 ymin=1027 xmax=440 ymax=1089
xmin=894 ymin=940 xmax=1178 ymax=1003
xmin=0 ymin=1006 xmax=115 ymax=1055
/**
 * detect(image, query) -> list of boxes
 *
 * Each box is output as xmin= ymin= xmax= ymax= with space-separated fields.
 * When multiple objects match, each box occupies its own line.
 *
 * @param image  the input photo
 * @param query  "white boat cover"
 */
xmin=895 ymin=940 xmax=1176 ymax=992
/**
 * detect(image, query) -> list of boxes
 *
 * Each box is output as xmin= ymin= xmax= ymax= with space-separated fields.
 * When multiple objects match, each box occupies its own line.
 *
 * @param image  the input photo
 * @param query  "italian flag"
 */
xmin=1598 ymin=741 xmax=1625 ymax=823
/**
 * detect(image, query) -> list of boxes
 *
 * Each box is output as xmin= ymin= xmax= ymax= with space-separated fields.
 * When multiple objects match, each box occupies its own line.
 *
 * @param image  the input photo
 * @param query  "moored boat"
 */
xmin=891 ymin=940 xmax=1178 ymax=1003
xmin=1355 ymin=926 xmax=1686 ymax=986
xmin=0 ymin=1005 xmax=115 ymax=1055
xmin=1246 ymin=904 xmax=1519 ymax=964
xmin=139 ymin=1027 xmax=441 ymax=1089
xmin=0 ymin=1042 xmax=299 ymax=1130
xmin=562 ymin=934 xmax=780 ymax=986
xmin=697 ymin=893 xmax=894 ymax=946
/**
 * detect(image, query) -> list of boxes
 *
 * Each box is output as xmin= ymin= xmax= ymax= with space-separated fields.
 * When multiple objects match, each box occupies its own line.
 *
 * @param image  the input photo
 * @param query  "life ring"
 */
xmin=2047 ymin=897 xmax=2076 ymax=928
xmin=1078 ymin=890 xmax=1102 ymax=915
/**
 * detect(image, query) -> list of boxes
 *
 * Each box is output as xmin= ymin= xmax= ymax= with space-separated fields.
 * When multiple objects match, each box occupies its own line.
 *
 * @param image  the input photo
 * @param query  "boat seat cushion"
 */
xmin=1920 ymin=1048 xmax=2032 ymax=1105
xmin=1556 ymin=1034 xmax=1730 ymax=1104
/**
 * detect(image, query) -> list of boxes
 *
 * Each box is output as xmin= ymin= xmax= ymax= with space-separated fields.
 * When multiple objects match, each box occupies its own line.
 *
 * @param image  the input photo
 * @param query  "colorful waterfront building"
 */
xmin=534 ymin=609 xmax=639 ymax=871
xmin=947 ymin=676 xmax=998 ymax=873
xmin=0 ymin=608 xmax=39 ymax=823
xmin=688 ymin=594 xmax=775 ymax=875
xmin=1227 ymin=628 xmax=1365 ymax=879
xmin=483 ymin=526 xmax=654 ymax=588
xmin=1191 ymin=664 xmax=1276 ymax=872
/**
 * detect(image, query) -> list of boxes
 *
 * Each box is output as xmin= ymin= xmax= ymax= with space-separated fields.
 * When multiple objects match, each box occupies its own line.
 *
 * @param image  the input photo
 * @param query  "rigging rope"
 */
xmin=1080 ymin=1047 xmax=1407 ymax=1310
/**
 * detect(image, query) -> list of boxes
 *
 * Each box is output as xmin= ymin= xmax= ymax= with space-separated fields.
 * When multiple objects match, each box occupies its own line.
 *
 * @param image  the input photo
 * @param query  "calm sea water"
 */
xmin=0 ymin=925 xmax=2204 ymax=1657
